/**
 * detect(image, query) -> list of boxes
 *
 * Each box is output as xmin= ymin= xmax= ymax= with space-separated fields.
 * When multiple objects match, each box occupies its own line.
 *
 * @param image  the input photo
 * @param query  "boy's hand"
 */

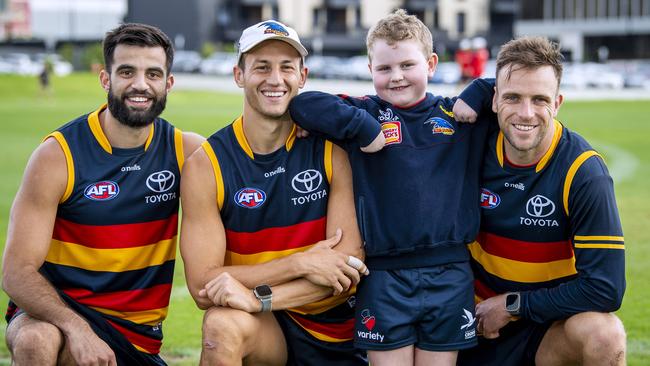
xmin=360 ymin=131 xmax=386 ymax=153
xmin=296 ymin=126 xmax=310 ymax=138
xmin=453 ymin=99 xmax=478 ymax=123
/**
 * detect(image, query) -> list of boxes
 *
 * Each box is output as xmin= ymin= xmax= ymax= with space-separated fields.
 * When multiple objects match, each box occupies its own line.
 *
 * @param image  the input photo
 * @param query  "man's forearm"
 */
xmin=271 ymin=278 xmax=335 ymax=310
xmin=3 ymin=268 xmax=90 ymax=334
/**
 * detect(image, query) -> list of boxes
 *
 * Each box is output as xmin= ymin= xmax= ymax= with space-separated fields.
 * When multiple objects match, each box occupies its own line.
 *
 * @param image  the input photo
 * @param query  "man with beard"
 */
xmin=2 ymin=23 xmax=203 ymax=365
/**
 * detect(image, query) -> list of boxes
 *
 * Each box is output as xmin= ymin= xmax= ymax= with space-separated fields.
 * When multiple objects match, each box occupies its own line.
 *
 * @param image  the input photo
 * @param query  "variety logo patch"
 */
xmin=84 ymin=181 xmax=119 ymax=201
xmin=235 ymin=187 xmax=266 ymax=209
xmin=357 ymin=308 xmax=384 ymax=342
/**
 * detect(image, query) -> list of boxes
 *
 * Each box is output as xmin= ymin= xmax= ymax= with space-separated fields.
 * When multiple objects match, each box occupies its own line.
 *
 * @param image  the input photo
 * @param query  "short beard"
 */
xmin=107 ymin=89 xmax=167 ymax=128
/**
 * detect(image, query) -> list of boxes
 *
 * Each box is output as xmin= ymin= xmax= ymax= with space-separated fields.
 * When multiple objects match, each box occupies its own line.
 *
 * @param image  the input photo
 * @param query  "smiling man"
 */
xmin=2 ymin=23 xmax=203 ymax=365
xmin=455 ymin=36 xmax=627 ymax=366
xmin=179 ymin=20 xmax=367 ymax=365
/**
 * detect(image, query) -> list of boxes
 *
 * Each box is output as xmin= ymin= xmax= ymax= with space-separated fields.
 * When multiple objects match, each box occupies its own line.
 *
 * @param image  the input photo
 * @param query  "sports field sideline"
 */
xmin=0 ymin=73 xmax=648 ymax=365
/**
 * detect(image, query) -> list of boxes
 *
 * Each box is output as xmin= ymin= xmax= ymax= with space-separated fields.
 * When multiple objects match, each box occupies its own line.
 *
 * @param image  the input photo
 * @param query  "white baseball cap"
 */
xmin=237 ymin=20 xmax=308 ymax=63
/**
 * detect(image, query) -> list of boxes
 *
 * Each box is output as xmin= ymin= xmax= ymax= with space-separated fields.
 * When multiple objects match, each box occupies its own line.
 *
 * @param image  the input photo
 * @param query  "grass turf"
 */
xmin=0 ymin=73 xmax=648 ymax=365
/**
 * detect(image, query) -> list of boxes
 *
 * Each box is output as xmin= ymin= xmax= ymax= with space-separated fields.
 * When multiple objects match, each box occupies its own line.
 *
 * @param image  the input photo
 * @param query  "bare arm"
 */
xmin=1 ymin=138 xmax=116 ymax=364
xmin=181 ymin=131 xmax=205 ymax=159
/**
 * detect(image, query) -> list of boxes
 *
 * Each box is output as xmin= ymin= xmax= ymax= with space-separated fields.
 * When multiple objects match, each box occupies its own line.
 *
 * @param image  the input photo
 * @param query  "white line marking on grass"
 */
xmin=590 ymin=141 xmax=639 ymax=184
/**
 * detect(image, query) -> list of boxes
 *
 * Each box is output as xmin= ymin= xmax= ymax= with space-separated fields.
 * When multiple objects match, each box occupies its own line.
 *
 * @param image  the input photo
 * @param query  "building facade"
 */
xmin=515 ymin=0 xmax=650 ymax=60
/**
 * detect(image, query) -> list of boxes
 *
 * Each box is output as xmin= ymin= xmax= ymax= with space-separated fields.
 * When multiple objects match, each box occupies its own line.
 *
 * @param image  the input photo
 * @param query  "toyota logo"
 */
xmin=146 ymin=170 xmax=175 ymax=193
xmin=291 ymin=169 xmax=322 ymax=194
xmin=525 ymin=195 xmax=555 ymax=218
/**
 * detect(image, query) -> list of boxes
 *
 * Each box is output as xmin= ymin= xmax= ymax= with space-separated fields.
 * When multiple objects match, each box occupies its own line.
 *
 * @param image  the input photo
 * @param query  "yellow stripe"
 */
xmin=574 ymin=243 xmax=625 ymax=250
xmin=324 ymin=140 xmax=333 ymax=184
xmin=225 ymin=245 xmax=313 ymax=266
xmin=89 ymin=306 xmax=169 ymax=326
xmin=143 ymin=123 xmax=155 ymax=151
xmin=286 ymin=313 xmax=351 ymax=342
xmin=87 ymin=104 xmax=112 ymax=154
xmin=201 ymin=141 xmax=225 ymax=210
xmin=286 ymin=123 xmax=297 ymax=151
xmin=233 ymin=116 xmax=254 ymax=159
xmin=439 ymin=105 xmax=454 ymax=118
xmin=468 ymin=242 xmax=577 ymax=283
xmin=45 ymin=238 xmax=177 ymax=272
xmin=44 ymin=132 xmax=75 ymax=203
xmin=174 ymin=128 xmax=184 ymax=172
xmin=574 ymin=235 xmax=624 ymax=242
xmin=133 ymin=344 xmax=150 ymax=353
xmin=535 ymin=121 xmax=563 ymax=172
xmin=496 ymin=132 xmax=504 ymax=167
xmin=563 ymin=151 xmax=602 ymax=215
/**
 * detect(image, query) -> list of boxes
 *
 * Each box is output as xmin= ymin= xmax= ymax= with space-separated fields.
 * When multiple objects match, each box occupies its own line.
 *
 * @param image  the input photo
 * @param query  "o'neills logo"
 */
xmin=357 ymin=309 xmax=384 ymax=342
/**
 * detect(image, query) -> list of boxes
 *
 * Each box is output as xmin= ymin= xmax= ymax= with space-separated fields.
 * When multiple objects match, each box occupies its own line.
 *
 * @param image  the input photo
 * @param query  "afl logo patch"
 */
xmin=84 ymin=181 xmax=119 ymax=201
xmin=480 ymin=188 xmax=500 ymax=209
xmin=235 ymin=187 xmax=266 ymax=209
xmin=381 ymin=121 xmax=402 ymax=145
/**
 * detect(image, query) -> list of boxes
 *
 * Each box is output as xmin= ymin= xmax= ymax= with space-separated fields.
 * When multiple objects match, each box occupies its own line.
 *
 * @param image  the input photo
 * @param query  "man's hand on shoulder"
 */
xmin=360 ymin=131 xmax=386 ymax=153
xmin=199 ymin=272 xmax=261 ymax=313
xmin=452 ymin=98 xmax=478 ymax=123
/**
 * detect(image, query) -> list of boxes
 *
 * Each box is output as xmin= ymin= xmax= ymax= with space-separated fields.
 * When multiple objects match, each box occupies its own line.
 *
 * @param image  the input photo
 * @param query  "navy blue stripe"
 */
xmin=40 ymin=260 xmax=175 ymax=293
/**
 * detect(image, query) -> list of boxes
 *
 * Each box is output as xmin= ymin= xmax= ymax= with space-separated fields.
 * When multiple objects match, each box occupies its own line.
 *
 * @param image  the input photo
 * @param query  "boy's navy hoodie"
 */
xmin=289 ymin=91 xmax=491 ymax=270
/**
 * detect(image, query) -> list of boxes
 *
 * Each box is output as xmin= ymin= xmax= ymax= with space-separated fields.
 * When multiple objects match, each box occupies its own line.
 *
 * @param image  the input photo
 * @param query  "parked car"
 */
xmin=306 ymin=55 xmax=350 ymax=79
xmin=172 ymin=50 xmax=201 ymax=73
xmin=199 ymin=52 xmax=237 ymax=75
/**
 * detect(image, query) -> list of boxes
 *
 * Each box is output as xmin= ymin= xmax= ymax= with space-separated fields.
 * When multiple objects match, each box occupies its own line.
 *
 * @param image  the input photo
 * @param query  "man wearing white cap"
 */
xmin=180 ymin=20 xmax=369 ymax=365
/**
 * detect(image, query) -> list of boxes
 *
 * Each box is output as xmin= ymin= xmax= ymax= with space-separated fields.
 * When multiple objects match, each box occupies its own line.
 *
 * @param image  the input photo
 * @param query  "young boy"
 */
xmin=289 ymin=9 xmax=489 ymax=366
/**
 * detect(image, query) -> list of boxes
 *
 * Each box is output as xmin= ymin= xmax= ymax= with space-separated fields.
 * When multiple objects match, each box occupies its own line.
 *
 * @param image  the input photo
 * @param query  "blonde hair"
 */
xmin=366 ymin=9 xmax=433 ymax=60
xmin=496 ymin=36 xmax=564 ymax=87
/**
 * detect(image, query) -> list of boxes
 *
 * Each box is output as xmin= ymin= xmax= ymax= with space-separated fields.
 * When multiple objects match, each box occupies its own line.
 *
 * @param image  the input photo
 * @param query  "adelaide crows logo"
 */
xmin=259 ymin=21 xmax=289 ymax=36
xmin=425 ymin=117 xmax=455 ymax=135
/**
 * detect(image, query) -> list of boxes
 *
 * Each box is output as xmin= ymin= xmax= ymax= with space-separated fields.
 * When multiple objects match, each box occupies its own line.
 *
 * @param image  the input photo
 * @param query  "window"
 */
xmin=457 ymin=12 xmax=466 ymax=35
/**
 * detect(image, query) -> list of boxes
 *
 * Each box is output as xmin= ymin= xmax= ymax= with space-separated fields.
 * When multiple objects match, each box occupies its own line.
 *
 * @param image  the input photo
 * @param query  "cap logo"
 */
xmin=259 ymin=21 xmax=289 ymax=37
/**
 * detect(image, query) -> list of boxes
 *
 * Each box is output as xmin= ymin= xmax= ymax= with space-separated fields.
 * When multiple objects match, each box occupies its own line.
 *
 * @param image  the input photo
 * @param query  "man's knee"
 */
xmin=7 ymin=316 xmax=64 ymax=358
xmin=565 ymin=312 xmax=626 ymax=362
xmin=202 ymin=307 xmax=256 ymax=359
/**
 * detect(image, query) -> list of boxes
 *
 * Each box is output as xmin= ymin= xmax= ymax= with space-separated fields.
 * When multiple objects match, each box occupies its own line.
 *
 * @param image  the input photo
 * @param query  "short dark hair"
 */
xmin=103 ymin=23 xmax=174 ymax=74
xmin=496 ymin=36 xmax=564 ymax=88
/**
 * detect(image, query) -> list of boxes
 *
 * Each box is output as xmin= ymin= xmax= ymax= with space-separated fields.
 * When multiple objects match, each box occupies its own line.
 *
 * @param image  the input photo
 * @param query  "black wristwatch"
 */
xmin=505 ymin=292 xmax=521 ymax=316
xmin=253 ymin=284 xmax=273 ymax=312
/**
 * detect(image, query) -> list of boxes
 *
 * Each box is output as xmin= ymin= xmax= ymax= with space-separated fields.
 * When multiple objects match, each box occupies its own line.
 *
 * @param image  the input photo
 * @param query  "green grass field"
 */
xmin=0 ymin=73 xmax=649 ymax=365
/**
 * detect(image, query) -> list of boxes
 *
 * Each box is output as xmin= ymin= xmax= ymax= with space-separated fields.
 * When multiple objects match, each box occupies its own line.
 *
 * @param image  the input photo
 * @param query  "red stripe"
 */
xmin=290 ymin=313 xmax=354 ymax=340
xmin=226 ymin=217 xmax=326 ymax=255
xmin=53 ymin=214 xmax=178 ymax=249
xmin=474 ymin=279 xmax=497 ymax=300
xmin=477 ymin=231 xmax=573 ymax=263
xmin=106 ymin=320 xmax=161 ymax=354
xmin=63 ymin=284 xmax=172 ymax=312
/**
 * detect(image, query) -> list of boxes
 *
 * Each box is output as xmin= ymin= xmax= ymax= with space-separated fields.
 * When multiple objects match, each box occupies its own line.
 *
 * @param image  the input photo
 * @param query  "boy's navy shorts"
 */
xmin=353 ymin=261 xmax=478 ymax=351
xmin=274 ymin=310 xmax=367 ymax=366
xmin=457 ymin=318 xmax=552 ymax=366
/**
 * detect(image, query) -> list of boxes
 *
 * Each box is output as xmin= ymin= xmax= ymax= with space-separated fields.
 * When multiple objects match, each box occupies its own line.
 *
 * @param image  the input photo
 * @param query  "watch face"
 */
xmin=255 ymin=285 xmax=272 ymax=297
